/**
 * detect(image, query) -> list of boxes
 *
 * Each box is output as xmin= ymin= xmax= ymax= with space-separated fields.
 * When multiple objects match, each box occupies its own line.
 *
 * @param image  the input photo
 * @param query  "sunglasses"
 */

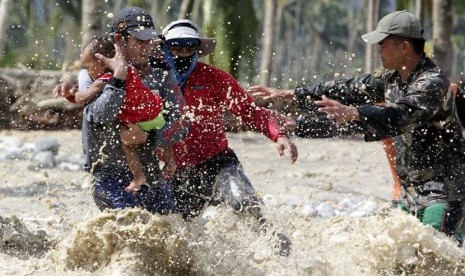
xmin=168 ymin=44 xmax=198 ymax=57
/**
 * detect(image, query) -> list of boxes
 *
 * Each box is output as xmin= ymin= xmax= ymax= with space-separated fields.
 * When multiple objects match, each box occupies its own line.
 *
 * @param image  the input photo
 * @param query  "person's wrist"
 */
xmin=277 ymin=130 xmax=288 ymax=139
xmin=108 ymin=77 xmax=126 ymax=88
xmin=112 ymin=67 xmax=128 ymax=80
xmin=349 ymin=107 xmax=360 ymax=121
xmin=283 ymin=89 xmax=294 ymax=100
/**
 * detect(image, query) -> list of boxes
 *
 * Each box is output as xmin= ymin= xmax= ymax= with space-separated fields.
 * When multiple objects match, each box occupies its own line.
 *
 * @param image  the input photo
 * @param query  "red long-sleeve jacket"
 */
xmin=69 ymin=66 xmax=163 ymax=125
xmin=113 ymin=66 xmax=164 ymax=125
xmin=173 ymin=62 xmax=283 ymax=167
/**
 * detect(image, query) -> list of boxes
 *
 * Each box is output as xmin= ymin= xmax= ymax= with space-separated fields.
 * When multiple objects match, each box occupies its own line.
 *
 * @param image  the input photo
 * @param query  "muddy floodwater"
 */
xmin=1 ymin=130 xmax=464 ymax=275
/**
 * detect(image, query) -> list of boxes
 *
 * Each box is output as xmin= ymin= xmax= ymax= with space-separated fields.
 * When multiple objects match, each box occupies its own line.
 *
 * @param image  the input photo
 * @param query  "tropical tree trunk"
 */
xmin=347 ymin=0 xmax=357 ymax=57
xmin=415 ymin=0 xmax=422 ymax=18
xmin=81 ymin=0 xmax=100 ymax=46
xmin=272 ymin=2 xmax=283 ymax=85
xmin=364 ymin=0 xmax=379 ymax=73
xmin=203 ymin=0 xmax=257 ymax=80
xmin=113 ymin=0 xmax=123 ymax=14
xmin=0 ymin=0 xmax=13 ymax=60
xmin=432 ymin=0 xmax=453 ymax=77
xmin=259 ymin=0 xmax=277 ymax=85
xmin=179 ymin=0 xmax=194 ymax=19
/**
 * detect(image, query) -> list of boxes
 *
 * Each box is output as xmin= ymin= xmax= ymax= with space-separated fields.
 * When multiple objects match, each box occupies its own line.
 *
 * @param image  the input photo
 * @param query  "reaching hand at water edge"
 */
xmin=276 ymin=136 xmax=298 ymax=163
xmin=247 ymin=85 xmax=294 ymax=102
xmin=315 ymin=96 xmax=360 ymax=127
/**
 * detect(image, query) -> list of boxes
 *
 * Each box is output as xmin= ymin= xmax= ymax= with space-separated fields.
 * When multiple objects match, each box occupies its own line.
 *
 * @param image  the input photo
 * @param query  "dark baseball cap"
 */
xmin=111 ymin=7 xmax=158 ymax=41
xmin=362 ymin=11 xmax=423 ymax=44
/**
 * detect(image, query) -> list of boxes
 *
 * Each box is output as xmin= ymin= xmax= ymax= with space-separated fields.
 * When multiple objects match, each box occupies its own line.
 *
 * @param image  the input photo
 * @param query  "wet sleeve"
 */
xmin=78 ymin=69 xmax=93 ymax=92
xmin=294 ymin=73 xmax=386 ymax=112
xmin=218 ymin=71 xmax=283 ymax=141
xmin=357 ymin=75 xmax=449 ymax=141
xmin=83 ymin=77 xmax=126 ymax=125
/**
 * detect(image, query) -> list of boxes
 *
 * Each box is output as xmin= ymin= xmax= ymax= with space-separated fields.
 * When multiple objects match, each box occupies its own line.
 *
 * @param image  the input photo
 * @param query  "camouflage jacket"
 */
xmin=294 ymin=56 xmax=465 ymax=204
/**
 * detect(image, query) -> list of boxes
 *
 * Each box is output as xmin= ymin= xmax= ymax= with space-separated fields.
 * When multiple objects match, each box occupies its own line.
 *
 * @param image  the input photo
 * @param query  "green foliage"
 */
xmin=454 ymin=0 xmax=465 ymax=13
xmin=203 ymin=0 xmax=257 ymax=81
xmin=1 ymin=0 xmax=464 ymax=80
xmin=274 ymin=0 xmax=366 ymax=84
xmin=2 ymin=0 xmax=82 ymax=69
xmin=127 ymin=0 xmax=151 ymax=11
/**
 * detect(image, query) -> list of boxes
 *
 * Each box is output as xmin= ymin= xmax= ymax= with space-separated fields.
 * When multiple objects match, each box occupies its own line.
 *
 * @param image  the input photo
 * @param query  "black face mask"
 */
xmin=173 ymin=56 xmax=194 ymax=74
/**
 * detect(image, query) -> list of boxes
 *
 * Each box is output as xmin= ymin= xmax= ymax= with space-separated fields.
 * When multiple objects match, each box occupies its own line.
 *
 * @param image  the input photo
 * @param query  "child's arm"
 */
xmin=74 ymin=79 xmax=107 ymax=105
xmin=160 ymin=146 xmax=177 ymax=178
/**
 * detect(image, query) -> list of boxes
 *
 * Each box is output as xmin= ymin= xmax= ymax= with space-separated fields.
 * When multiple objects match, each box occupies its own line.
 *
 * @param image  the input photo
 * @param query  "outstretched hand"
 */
xmin=95 ymin=43 xmax=128 ymax=80
xmin=247 ymin=85 xmax=294 ymax=101
xmin=52 ymin=82 xmax=78 ymax=99
xmin=315 ymin=96 xmax=360 ymax=126
xmin=276 ymin=136 xmax=298 ymax=163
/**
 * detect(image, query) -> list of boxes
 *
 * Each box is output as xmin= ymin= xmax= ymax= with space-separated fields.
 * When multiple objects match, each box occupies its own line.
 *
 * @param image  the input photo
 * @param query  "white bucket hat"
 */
xmin=160 ymin=19 xmax=216 ymax=57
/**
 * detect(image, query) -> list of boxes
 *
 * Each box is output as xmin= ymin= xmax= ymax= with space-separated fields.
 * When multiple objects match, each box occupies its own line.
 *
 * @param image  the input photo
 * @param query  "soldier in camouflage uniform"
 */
xmin=251 ymin=11 xmax=465 ymax=243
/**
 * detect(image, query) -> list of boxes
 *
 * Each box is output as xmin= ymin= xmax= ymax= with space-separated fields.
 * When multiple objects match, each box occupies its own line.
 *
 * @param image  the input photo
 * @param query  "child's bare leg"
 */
xmin=160 ymin=146 xmax=177 ymax=178
xmin=121 ymin=126 xmax=147 ymax=194
xmin=122 ymin=144 xmax=146 ymax=194
xmin=120 ymin=123 xmax=148 ymax=146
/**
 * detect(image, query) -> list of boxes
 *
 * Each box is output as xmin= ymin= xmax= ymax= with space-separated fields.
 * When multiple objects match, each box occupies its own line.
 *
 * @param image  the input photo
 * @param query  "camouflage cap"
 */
xmin=362 ymin=11 xmax=423 ymax=44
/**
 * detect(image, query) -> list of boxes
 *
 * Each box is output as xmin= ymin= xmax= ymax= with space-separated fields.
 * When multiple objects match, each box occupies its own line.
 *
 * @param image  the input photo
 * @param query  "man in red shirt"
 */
xmin=160 ymin=19 xmax=298 ymax=256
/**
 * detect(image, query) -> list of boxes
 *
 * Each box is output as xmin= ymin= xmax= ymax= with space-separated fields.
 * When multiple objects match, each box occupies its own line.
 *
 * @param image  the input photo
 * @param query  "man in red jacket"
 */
xmin=160 ymin=19 xmax=298 ymax=256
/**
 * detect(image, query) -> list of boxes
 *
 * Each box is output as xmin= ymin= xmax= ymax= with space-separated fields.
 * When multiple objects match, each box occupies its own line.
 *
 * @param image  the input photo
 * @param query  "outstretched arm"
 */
xmin=74 ymin=79 xmax=107 ymax=105
xmin=315 ymin=95 xmax=360 ymax=127
xmin=247 ymin=85 xmax=294 ymax=102
xmin=223 ymin=81 xmax=298 ymax=163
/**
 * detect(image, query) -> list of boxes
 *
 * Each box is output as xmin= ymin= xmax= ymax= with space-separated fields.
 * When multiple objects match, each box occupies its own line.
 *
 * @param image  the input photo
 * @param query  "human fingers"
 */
xmin=316 ymin=96 xmax=341 ymax=115
xmin=68 ymin=84 xmax=78 ymax=96
xmin=52 ymin=85 xmax=61 ymax=98
xmin=279 ymin=137 xmax=298 ymax=163
xmin=247 ymin=85 xmax=272 ymax=97
xmin=53 ymin=82 xmax=77 ymax=98
xmin=246 ymin=85 xmax=265 ymax=93
xmin=284 ymin=119 xmax=297 ymax=131
xmin=94 ymin=52 xmax=109 ymax=65
xmin=289 ymin=142 xmax=298 ymax=163
xmin=314 ymin=95 xmax=336 ymax=107
xmin=277 ymin=140 xmax=285 ymax=158
xmin=249 ymin=91 xmax=267 ymax=97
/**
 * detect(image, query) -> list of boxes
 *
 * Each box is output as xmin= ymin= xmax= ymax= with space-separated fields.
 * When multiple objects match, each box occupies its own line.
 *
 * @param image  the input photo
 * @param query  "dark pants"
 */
xmin=92 ymin=174 xmax=175 ymax=215
xmin=171 ymin=148 xmax=264 ymax=221
xmin=441 ymin=200 xmax=465 ymax=243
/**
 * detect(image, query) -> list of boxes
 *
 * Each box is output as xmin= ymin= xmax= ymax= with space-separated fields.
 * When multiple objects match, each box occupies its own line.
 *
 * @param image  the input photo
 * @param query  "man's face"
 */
xmin=378 ymin=36 xmax=404 ymax=70
xmin=121 ymin=35 xmax=154 ymax=68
